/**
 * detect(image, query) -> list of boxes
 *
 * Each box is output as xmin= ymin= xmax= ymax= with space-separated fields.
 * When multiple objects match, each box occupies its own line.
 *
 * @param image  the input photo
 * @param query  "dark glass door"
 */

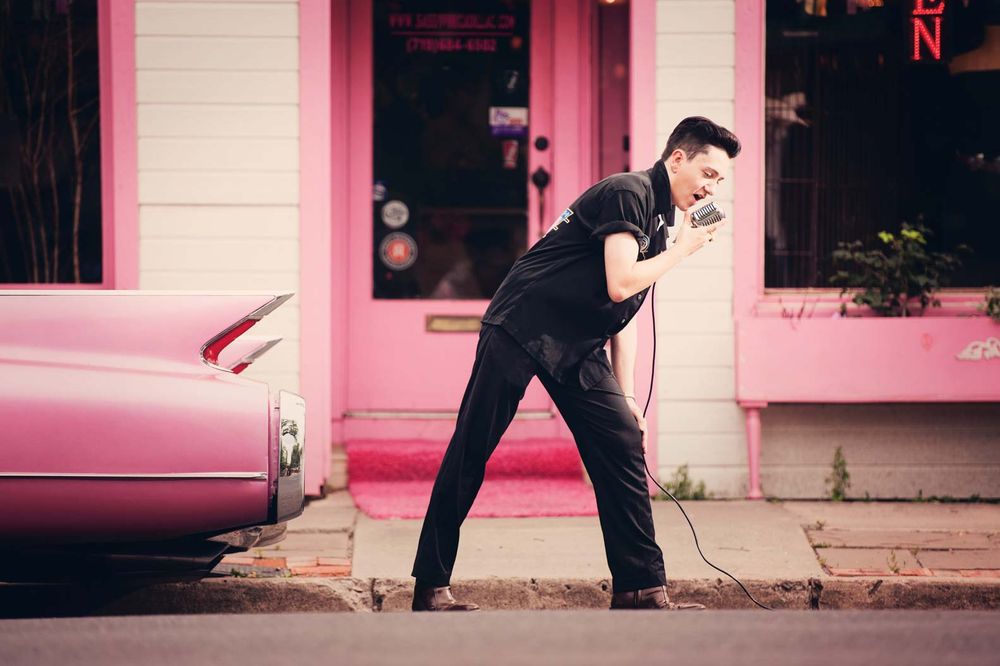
xmin=372 ymin=0 xmax=531 ymax=299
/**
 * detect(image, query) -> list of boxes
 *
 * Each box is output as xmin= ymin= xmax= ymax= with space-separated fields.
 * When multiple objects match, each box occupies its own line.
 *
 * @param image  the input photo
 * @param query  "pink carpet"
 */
xmin=346 ymin=438 xmax=598 ymax=519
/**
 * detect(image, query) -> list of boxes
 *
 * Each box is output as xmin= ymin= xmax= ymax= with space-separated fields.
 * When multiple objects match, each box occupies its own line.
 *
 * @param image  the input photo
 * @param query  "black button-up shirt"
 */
xmin=482 ymin=161 xmax=674 ymax=389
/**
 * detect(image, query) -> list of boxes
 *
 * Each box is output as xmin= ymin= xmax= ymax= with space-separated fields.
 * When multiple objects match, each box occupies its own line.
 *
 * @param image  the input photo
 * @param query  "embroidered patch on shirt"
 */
xmin=546 ymin=208 xmax=574 ymax=235
xmin=637 ymin=232 xmax=650 ymax=254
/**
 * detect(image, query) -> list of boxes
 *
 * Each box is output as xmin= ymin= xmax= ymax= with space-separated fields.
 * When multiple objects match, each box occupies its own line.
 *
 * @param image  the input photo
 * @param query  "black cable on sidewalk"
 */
xmin=645 ymin=283 xmax=772 ymax=611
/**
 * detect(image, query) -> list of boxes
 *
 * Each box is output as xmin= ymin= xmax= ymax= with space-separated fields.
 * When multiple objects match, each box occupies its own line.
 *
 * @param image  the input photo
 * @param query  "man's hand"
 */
xmin=625 ymin=396 xmax=647 ymax=454
xmin=671 ymin=197 xmax=729 ymax=257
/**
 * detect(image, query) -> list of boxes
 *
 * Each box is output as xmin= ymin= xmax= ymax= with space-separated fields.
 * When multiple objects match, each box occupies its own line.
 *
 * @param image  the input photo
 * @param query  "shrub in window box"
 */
xmin=829 ymin=223 xmax=970 ymax=318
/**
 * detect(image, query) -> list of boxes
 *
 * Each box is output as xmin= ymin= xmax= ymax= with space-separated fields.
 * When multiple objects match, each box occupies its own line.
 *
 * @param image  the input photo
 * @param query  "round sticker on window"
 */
xmin=381 ymin=200 xmax=410 ymax=229
xmin=379 ymin=232 xmax=418 ymax=271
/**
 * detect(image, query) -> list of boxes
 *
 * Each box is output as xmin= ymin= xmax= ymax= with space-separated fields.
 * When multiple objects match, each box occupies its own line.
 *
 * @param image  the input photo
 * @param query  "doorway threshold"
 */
xmin=344 ymin=410 xmax=553 ymax=420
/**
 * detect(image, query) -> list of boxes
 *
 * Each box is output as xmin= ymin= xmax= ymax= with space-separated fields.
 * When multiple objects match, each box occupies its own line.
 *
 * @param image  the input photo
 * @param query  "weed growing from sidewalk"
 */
xmin=654 ymin=464 xmax=710 ymax=500
xmin=887 ymin=550 xmax=900 ymax=574
xmin=914 ymin=490 xmax=992 ymax=503
xmin=826 ymin=447 xmax=851 ymax=501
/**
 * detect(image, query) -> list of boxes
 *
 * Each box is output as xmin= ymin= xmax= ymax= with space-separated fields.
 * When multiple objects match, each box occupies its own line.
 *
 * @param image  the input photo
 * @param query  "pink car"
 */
xmin=0 ymin=291 xmax=305 ymax=581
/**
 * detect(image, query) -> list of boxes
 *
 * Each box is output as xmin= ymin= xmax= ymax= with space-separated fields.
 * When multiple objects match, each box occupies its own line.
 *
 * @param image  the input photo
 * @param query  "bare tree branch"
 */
xmin=5 ymin=189 xmax=30 ymax=282
xmin=14 ymin=182 xmax=38 ymax=282
xmin=65 ymin=0 xmax=83 ymax=283
xmin=47 ymin=136 xmax=60 ymax=282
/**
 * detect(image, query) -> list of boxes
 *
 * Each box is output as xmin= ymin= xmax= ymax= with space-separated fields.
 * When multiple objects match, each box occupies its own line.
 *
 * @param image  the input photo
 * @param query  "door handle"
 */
xmin=531 ymin=166 xmax=551 ymax=239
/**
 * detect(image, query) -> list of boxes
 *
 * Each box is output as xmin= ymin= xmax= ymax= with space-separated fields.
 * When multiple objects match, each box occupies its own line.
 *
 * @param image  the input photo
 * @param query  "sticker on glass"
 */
xmin=381 ymin=200 xmax=410 ymax=229
xmin=380 ymin=232 xmax=418 ymax=271
xmin=489 ymin=106 xmax=528 ymax=138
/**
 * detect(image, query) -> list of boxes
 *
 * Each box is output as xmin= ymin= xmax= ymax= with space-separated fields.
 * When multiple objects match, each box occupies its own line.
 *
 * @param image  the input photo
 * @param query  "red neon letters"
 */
xmin=911 ymin=0 xmax=945 ymax=61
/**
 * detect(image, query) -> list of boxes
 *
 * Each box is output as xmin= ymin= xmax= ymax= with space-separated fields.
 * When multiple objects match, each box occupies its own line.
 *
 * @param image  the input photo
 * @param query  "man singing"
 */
xmin=411 ymin=116 xmax=740 ymax=611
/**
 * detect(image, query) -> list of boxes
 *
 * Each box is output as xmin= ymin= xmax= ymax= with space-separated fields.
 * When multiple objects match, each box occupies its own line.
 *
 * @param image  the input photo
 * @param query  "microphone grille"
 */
xmin=691 ymin=202 xmax=725 ymax=227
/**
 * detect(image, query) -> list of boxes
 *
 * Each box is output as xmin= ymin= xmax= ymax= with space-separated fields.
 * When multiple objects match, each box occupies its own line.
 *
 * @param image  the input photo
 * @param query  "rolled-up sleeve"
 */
xmin=588 ymin=190 xmax=647 ymax=245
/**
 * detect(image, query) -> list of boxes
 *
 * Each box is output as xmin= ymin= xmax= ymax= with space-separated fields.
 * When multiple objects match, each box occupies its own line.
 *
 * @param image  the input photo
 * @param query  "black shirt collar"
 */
xmin=648 ymin=160 xmax=674 ymax=221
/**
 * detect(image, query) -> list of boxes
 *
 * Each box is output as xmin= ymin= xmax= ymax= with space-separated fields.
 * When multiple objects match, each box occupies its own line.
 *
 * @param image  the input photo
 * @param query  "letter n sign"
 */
xmin=910 ymin=0 xmax=946 ymax=62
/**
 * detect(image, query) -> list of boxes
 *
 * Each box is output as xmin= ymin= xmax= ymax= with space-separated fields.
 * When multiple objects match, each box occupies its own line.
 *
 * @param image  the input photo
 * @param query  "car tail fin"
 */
xmin=200 ymin=293 xmax=293 ymax=372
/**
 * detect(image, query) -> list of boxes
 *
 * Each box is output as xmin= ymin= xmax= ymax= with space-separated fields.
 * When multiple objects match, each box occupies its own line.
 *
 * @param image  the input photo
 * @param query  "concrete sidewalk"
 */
xmin=7 ymin=490 xmax=999 ymax=617
xmin=20 ymin=491 xmax=987 ymax=616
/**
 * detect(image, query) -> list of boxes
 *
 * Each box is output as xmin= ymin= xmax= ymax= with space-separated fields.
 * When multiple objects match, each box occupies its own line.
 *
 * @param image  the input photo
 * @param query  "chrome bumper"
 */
xmin=273 ymin=390 xmax=306 ymax=522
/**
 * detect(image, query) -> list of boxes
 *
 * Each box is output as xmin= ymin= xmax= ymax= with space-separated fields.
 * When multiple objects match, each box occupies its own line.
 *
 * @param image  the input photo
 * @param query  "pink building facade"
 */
xmin=6 ymin=0 xmax=998 ymax=499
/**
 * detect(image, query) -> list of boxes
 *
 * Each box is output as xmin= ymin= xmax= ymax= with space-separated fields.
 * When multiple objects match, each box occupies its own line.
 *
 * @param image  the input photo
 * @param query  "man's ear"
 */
xmin=669 ymin=149 xmax=686 ymax=172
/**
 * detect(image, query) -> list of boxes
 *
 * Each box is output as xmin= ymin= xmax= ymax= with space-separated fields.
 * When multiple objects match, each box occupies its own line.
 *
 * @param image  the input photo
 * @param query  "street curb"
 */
xmin=376 ymin=577 xmax=1000 ymax=612
xmin=3 ymin=576 xmax=999 ymax=617
xmin=0 ymin=578 xmax=372 ymax=618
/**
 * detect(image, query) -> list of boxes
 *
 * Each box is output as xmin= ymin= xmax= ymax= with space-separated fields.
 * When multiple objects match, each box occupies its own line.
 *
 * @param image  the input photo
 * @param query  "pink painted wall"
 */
xmin=300 ymin=0 xmax=335 ymax=495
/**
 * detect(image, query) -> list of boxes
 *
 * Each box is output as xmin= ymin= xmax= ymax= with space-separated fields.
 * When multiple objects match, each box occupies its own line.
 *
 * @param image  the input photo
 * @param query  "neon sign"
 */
xmin=910 ymin=0 xmax=945 ymax=62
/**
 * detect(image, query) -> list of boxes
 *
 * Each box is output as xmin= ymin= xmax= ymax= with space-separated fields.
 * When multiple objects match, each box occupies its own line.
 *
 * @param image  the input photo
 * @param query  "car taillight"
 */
xmin=202 ymin=319 xmax=257 ymax=367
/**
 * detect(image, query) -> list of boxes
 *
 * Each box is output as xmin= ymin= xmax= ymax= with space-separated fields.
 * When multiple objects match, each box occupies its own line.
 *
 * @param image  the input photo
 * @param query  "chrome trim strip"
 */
xmin=247 ymin=293 xmax=294 ymax=320
xmin=0 ymin=472 xmax=268 ymax=480
xmin=231 ymin=337 xmax=283 ymax=369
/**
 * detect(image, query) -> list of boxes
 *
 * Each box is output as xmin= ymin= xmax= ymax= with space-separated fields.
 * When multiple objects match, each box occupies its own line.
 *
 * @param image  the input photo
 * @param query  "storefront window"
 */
xmin=372 ymin=0 xmax=530 ymax=300
xmin=764 ymin=0 xmax=998 ymax=288
xmin=0 ymin=1 xmax=103 ymax=284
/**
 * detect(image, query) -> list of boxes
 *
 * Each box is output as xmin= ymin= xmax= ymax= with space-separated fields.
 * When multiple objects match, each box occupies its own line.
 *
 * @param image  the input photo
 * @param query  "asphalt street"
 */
xmin=1 ymin=610 xmax=998 ymax=666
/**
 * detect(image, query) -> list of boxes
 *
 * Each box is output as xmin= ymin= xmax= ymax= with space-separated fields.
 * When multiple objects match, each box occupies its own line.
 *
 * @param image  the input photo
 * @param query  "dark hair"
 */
xmin=661 ymin=116 xmax=741 ymax=161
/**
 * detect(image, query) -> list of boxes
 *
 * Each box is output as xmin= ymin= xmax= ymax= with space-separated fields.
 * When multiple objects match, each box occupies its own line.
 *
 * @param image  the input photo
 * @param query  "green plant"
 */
xmin=656 ymin=464 xmax=710 ymax=500
xmin=829 ymin=223 xmax=969 ymax=317
xmin=983 ymin=287 xmax=1000 ymax=322
xmin=826 ymin=447 xmax=851 ymax=501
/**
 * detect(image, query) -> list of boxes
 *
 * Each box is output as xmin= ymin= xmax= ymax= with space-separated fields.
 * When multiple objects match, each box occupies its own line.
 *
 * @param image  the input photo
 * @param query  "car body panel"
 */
xmin=0 ymin=291 xmax=303 ymax=546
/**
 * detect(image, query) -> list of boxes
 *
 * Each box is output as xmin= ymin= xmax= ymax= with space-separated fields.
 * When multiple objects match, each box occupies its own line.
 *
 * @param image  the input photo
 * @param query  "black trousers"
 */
xmin=411 ymin=324 xmax=667 ymax=593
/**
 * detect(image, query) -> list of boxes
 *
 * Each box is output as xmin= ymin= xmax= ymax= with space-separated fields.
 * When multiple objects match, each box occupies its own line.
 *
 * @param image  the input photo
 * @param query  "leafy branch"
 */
xmin=828 ymin=223 xmax=969 ymax=317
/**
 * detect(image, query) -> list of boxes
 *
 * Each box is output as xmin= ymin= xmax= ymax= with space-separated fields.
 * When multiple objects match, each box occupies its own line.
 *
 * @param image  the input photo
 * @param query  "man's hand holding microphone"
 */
xmin=671 ymin=197 xmax=729 ymax=257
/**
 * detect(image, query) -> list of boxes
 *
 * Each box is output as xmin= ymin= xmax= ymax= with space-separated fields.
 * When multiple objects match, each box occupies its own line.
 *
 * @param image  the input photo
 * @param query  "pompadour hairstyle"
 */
xmin=661 ymin=116 xmax=741 ymax=161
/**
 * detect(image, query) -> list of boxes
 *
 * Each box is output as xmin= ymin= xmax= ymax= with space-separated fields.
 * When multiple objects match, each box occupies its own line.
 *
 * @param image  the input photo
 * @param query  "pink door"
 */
xmin=345 ymin=1 xmax=594 ymax=429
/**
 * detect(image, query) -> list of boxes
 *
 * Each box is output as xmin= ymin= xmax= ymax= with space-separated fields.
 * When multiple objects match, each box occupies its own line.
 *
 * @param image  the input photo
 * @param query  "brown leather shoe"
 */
xmin=610 ymin=585 xmax=706 ymax=610
xmin=412 ymin=585 xmax=480 ymax=612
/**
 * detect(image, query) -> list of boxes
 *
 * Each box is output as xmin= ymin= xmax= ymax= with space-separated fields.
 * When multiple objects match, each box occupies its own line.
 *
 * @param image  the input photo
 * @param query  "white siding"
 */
xmin=654 ymin=0 xmax=1000 ymax=499
xmin=654 ymin=0 xmax=746 ymax=497
xmin=136 ymin=0 xmax=300 ymax=392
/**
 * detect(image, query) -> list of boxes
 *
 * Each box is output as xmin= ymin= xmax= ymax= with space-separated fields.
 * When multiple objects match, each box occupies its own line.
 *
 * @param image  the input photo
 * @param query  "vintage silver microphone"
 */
xmin=689 ymin=201 xmax=726 ymax=227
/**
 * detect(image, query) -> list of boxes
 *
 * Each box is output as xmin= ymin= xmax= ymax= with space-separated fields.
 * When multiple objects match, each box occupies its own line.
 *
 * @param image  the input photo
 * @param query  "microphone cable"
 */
xmin=642 ymin=282 xmax=772 ymax=611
